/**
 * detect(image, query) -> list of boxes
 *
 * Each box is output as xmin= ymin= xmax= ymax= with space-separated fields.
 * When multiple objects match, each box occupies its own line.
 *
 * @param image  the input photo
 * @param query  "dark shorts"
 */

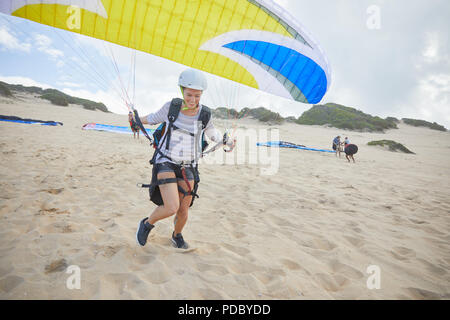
xmin=156 ymin=162 xmax=195 ymax=181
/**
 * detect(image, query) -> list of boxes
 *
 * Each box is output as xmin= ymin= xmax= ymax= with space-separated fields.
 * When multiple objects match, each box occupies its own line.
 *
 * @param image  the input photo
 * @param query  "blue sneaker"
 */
xmin=171 ymin=232 xmax=189 ymax=249
xmin=136 ymin=218 xmax=154 ymax=246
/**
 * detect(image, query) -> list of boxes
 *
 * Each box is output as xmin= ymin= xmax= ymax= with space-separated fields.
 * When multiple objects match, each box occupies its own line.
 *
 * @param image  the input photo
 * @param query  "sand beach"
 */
xmin=0 ymin=93 xmax=449 ymax=299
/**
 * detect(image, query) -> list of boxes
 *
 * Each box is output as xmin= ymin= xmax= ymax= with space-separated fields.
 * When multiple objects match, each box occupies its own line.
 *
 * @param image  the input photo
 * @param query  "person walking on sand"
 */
xmin=344 ymin=136 xmax=350 ymax=146
xmin=332 ymin=135 xmax=341 ymax=157
xmin=344 ymin=144 xmax=358 ymax=163
xmin=128 ymin=111 xmax=140 ymax=139
xmin=135 ymin=69 xmax=235 ymax=249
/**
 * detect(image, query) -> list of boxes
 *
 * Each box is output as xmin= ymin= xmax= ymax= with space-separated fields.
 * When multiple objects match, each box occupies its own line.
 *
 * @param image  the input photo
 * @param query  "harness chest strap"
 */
xmin=151 ymin=98 xmax=211 ymax=165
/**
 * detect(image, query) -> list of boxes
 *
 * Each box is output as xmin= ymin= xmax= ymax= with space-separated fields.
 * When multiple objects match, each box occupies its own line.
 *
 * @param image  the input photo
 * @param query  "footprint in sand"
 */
xmin=101 ymin=273 xmax=143 ymax=296
xmin=36 ymin=206 xmax=70 ymax=216
xmin=408 ymin=218 xmax=427 ymax=225
xmin=232 ymin=231 xmax=246 ymax=239
xmin=253 ymin=270 xmax=285 ymax=285
xmin=99 ymin=244 xmax=123 ymax=258
xmin=390 ymin=246 xmax=416 ymax=261
xmin=403 ymin=287 xmax=443 ymax=299
xmin=195 ymin=262 xmax=229 ymax=276
xmin=327 ymin=260 xmax=364 ymax=280
xmin=228 ymin=260 xmax=262 ymax=274
xmin=134 ymin=255 xmax=155 ymax=265
xmin=343 ymin=235 xmax=365 ymax=248
xmin=345 ymin=221 xmax=363 ymax=233
xmin=314 ymin=273 xmax=349 ymax=292
xmin=192 ymin=288 xmax=225 ymax=299
xmin=416 ymin=258 xmax=447 ymax=276
xmin=40 ymin=188 xmax=64 ymax=195
xmin=269 ymin=215 xmax=292 ymax=228
xmin=301 ymin=238 xmax=337 ymax=251
xmin=421 ymin=226 xmax=445 ymax=236
xmin=144 ymin=269 xmax=172 ymax=285
xmin=44 ymin=258 xmax=68 ymax=274
xmin=41 ymin=222 xmax=74 ymax=234
xmin=0 ymin=275 xmax=24 ymax=292
xmin=280 ymin=258 xmax=302 ymax=271
xmin=0 ymin=266 xmax=14 ymax=278
xmin=222 ymin=243 xmax=251 ymax=256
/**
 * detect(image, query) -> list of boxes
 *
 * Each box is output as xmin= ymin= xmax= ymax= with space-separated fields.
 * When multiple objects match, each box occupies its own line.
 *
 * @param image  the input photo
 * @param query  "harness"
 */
xmin=129 ymin=118 xmax=140 ymax=131
xmin=140 ymin=98 xmax=211 ymax=207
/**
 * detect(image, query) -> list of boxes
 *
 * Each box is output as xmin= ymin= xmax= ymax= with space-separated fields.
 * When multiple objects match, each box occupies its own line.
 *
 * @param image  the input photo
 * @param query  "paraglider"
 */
xmin=1 ymin=0 xmax=332 ymax=250
xmin=0 ymin=0 xmax=331 ymax=104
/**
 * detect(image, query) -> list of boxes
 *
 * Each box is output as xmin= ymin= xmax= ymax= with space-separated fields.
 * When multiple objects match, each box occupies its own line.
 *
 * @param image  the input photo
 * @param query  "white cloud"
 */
xmin=61 ymin=81 xmax=82 ymax=88
xmin=412 ymin=74 xmax=450 ymax=125
xmin=34 ymin=33 xmax=64 ymax=58
xmin=0 ymin=26 xmax=31 ymax=52
xmin=422 ymin=32 xmax=440 ymax=63
xmin=0 ymin=75 xmax=52 ymax=89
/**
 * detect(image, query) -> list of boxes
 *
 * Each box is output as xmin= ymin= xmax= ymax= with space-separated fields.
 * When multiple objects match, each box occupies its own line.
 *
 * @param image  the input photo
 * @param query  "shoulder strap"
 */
xmin=165 ymin=98 xmax=183 ymax=149
xmin=168 ymin=98 xmax=183 ymax=123
xmin=198 ymin=105 xmax=211 ymax=130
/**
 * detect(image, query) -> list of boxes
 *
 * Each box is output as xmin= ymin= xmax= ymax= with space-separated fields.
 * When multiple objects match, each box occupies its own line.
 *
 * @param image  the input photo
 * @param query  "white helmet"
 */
xmin=178 ymin=68 xmax=207 ymax=91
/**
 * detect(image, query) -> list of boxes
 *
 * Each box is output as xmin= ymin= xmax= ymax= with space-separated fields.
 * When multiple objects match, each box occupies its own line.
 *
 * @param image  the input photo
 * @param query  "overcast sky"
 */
xmin=0 ymin=0 xmax=449 ymax=128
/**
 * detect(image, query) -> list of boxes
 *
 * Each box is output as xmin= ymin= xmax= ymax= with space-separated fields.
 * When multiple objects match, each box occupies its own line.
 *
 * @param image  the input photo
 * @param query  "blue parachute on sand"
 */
xmin=0 ymin=115 xmax=63 ymax=126
xmin=82 ymin=123 xmax=155 ymax=135
xmin=257 ymin=141 xmax=335 ymax=153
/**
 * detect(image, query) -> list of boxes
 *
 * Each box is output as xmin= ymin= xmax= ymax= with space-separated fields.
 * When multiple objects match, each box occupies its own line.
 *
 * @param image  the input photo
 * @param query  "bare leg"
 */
xmin=147 ymin=172 xmax=180 ymax=225
xmin=174 ymin=179 xmax=194 ymax=234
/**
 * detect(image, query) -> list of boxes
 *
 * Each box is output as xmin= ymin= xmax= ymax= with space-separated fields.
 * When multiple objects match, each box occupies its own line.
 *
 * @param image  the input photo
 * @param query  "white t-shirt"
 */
xmin=146 ymin=101 xmax=221 ymax=164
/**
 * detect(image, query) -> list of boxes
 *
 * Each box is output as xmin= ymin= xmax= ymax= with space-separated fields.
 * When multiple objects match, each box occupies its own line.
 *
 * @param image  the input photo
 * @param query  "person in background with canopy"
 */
xmin=128 ymin=111 xmax=140 ymax=139
xmin=344 ymin=137 xmax=350 ymax=146
xmin=135 ymin=69 xmax=234 ymax=249
xmin=332 ymin=136 xmax=341 ymax=157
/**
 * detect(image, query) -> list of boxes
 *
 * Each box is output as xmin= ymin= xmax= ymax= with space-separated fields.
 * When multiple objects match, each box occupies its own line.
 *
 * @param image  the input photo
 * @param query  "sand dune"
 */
xmin=1 ymin=93 xmax=449 ymax=299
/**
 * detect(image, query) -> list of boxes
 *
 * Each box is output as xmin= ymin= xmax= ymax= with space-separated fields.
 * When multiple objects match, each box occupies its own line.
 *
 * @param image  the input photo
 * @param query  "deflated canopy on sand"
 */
xmin=82 ymin=123 xmax=155 ymax=135
xmin=257 ymin=141 xmax=335 ymax=153
xmin=0 ymin=115 xmax=63 ymax=126
xmin=0 ymin=0 xmax=331 ymax=104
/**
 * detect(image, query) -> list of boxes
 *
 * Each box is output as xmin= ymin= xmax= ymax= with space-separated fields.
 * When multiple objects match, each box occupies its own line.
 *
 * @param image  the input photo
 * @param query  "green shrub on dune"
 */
xmin=241 ymin=107 xmax=284 ymax=124
xmin=40 ymin=92 xmax=69 ymax=106
xmin=40 ymin=89 xmax=108 ymax=111
xmin=402 ymin=118 xmax=447 ymax=132
xmin=385 ymin=116 xmax=399 ymax=124
xmin=296 ymin=103 xmax=398 ymax=132
xmin=213 ymin=106 xmax=284 ymax=124
xmin=0 ymin=82 xmax=13 ymax=97
xmin=1 ymin=82 xmax=43 ymax=95
xmin=212 ymin=107 xmax=239 ymax=119
xmin=367 ymin=140 xmax=415 ymax=154
xmin=0 ymin=81 xmax=110 ymax=112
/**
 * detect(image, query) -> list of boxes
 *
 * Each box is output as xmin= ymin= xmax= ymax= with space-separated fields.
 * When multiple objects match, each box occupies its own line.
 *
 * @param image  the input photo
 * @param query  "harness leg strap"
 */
xmin=178 ymin=185 xmax=189 ymax=198
xmin=157 ymin=178 xmax=178 ymax=185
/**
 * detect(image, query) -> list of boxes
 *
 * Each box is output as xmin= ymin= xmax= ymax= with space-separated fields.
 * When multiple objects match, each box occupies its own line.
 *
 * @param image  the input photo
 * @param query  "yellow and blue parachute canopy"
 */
xmin=0 ymin=0 xmax=331 ymax=104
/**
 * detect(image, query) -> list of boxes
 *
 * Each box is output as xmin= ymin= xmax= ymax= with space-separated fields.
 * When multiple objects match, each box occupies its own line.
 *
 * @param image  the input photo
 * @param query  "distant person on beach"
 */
xmin=332 ymin=136 xmax=341 ymax=157
xmin=344 ymin=144 xmax=358 ymax=163
xmin=344 ymin=137 xmax=350 ymax=146
xmin=128 ymin=111 xmax=140 ymax=139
